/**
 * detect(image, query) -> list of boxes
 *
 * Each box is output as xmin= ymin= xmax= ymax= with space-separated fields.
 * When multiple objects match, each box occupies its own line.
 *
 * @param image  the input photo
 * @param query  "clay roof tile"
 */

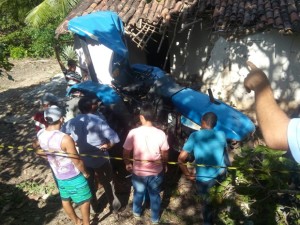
xmin=55 ymin=0 xmax=300 ymax=41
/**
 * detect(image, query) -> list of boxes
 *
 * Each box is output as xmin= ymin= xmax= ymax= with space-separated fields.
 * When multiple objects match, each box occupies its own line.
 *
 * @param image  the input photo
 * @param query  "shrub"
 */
xmin=27 ymin=25 xmax=56 ymax=58
xmin=0 ymin=28 xmax=32 ymax=50
xmin=60 ymin=45 xmax=78 ymax=63
xmin=0 ymin=43 xmax=13 ymax=76
xmin=10 ymin=46 xmax=27 ymax=59
xmin=0 ymin=23 xmax=61 ymax=59
xmin=210 ymin=145 xmax=300 ymax=224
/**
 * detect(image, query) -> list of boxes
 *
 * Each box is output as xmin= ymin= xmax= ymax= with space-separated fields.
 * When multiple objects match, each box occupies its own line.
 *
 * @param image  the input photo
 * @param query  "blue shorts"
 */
xmin=56 ymin=174 xmax=92 ymax=204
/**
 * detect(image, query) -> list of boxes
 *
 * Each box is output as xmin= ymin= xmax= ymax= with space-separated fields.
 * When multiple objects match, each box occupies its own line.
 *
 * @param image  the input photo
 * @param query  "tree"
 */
xmin=0 ymin=0 xmax=79 ymax=65
xmin=0 ymin=0 xmax=80 ymax=29
xmin=24 ymin=0 xmax=81 ymax=27
xmin=0 ymin=0 xmax=42 ymax=73
xmin=0 ymin=0 xmax=42 ymax=32
xmin=0 ymin=43 xmax=13 ymax=77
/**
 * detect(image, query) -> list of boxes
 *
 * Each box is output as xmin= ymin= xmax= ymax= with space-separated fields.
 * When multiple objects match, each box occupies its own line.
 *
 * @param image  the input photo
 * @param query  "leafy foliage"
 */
xmin=0 ymin=0 xmax=42 ymax=33
xmin=25 ymin=0 xmax=80 ymax=27
xmin=16 ymin=180 xmax=56 ymax=196
xmin=9 ymin=46 xmax=27 ymax=59
xmin=0 ymin=15 xmax=23 ymax=35
xmin=27 ymin=24 xmax=57 ymax=58
xmin=53 ymin=33 xmax=75 ymax=71
xmin=60 ymin=45 xmax=78 ymax=63
xmin=209 ymin=146 xmax=300 ymax=224
xmin=0 ymin=23 xmax=59 ymax=59
xmin=0 ymin=0 xmax=80 ymax=71
xmin=0 ymin=43 xmax=14 ymax=76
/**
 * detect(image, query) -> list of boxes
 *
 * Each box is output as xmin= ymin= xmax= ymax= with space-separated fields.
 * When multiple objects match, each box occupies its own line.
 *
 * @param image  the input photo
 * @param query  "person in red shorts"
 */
xmin=32 ymin=93 xmax=59 ymax=132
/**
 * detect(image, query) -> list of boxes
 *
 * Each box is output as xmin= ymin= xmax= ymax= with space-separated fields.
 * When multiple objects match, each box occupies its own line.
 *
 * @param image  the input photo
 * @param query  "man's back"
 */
xmin=61 ymin=113 xmax=119 ymax=168
xmin=63 ymin=114 xmax=117 ymax=143
xmin=38 ymin=129 xmax=80 ymax=179
xmin=183 ymin=129 xmax=227 ymax=182
xmin=123 ymin=125 xmax=169 ymax=176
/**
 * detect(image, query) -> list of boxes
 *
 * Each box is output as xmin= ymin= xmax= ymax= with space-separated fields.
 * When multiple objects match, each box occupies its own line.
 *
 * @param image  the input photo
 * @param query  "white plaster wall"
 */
xmin=170 ymin=22 xmax=211 ymax=80
xmin=170 ymin=27 xmax=300 ymax=118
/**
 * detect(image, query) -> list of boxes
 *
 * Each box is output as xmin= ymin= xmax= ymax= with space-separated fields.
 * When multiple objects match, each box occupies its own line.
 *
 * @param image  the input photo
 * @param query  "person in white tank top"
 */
xmin=36 ymin=105 xmax=91 ymax=225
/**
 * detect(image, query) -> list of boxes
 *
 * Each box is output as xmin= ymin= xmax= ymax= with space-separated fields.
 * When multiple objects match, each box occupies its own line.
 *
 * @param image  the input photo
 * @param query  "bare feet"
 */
xmin=75 ymin=218 xmax=83 ymax=225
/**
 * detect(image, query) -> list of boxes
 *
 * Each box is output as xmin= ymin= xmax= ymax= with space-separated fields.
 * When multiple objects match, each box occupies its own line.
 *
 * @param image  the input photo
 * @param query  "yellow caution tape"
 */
xmin=1 ymin=144 xmax=300 ymax=174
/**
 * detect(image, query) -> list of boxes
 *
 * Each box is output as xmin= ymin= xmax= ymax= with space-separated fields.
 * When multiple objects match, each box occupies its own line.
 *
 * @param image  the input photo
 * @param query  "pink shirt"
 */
xmin=123 ymin=126 xmax=169 ymax=176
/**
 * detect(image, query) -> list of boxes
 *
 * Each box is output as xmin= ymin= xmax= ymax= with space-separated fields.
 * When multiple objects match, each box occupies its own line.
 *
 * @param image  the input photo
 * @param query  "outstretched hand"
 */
xmin=243 ymin=60 xmax=290 ymax=151
xmin=244 ymin=61 xmax=270 ymax=93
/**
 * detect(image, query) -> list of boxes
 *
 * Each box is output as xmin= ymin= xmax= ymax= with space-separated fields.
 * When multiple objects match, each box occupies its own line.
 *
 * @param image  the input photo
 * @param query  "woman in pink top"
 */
xmin=123 ymin=103 xmax=169 ymax=224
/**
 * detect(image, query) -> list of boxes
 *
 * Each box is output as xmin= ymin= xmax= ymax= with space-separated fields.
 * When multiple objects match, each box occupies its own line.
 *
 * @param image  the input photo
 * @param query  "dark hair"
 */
xmin=45 ymin=118 xmax=61 ymax=125
xmin=140 ymin=103 xmax=155 ymax=122
xmin=67 ymin=59 xmax=77 ymax=67
xmin=78 ymin=96 xmax=94 ymax=113
xmin=202 ymin=112 xmax=217 ymax=128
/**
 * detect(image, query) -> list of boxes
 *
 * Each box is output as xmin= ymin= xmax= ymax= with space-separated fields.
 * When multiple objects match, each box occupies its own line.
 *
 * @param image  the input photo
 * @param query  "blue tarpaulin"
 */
xmin=68 ymin=11 xmax=128 ymax=58
xmin=67 ymin=81 xmax=122 ymax=105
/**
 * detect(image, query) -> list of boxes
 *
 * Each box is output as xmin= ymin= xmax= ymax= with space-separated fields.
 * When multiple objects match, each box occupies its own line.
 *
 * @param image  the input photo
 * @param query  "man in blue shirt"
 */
xmin=178 ymin=112 xmax=228 ymax=191
xmin=61 ymin=96 xmax=121 ymax=213
xmin=178 ymin=112 xmax=228 ymax=224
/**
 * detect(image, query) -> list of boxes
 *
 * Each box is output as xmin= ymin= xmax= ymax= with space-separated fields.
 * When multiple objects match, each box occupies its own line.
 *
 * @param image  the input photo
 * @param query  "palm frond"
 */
xmin=0 ymin=0 xmax=42 ymax=21
xmin=25 ymin=3 xmax=53 ymax=27
xmin=0 ymin=0 xmax=9 ymax=8
xmin=25 ymin=0 xmax=80 ymax=27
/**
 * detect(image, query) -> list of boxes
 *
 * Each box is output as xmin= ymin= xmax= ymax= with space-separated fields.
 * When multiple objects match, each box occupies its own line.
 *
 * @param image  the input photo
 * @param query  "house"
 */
xmin=55 ymin=0 xmax=300 ymax=119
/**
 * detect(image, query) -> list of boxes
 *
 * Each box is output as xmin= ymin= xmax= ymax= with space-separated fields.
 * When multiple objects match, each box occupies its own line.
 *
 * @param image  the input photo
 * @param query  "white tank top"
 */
xmin=37 ymin=129 xmax=80 ymax=180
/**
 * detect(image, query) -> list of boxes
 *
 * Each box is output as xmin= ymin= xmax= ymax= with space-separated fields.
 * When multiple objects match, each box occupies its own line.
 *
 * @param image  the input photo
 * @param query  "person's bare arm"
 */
xmin=244 ymin=61 xmax=290 ymax=150
xmin=61 ymin=135 xmax=89 ymax=178
xmin=32 ymin=138 xmax=47 ymax=159
xmin=99 ymin=142 xmax=114 ymax=151
xmin=123 ymin=149 xmax=133 ymax=173
xmin=79 ymin=66 xmax=88 ymax=81
xmin=161 ymin=150 xmax=169 ymax=173
xmin=178 ymin=150 xmax=195 ymax=181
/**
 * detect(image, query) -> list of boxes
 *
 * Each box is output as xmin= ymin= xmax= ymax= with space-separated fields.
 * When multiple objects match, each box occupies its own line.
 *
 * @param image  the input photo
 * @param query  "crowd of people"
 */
xmin=32 ymin=59 xmax=300 ymax=225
